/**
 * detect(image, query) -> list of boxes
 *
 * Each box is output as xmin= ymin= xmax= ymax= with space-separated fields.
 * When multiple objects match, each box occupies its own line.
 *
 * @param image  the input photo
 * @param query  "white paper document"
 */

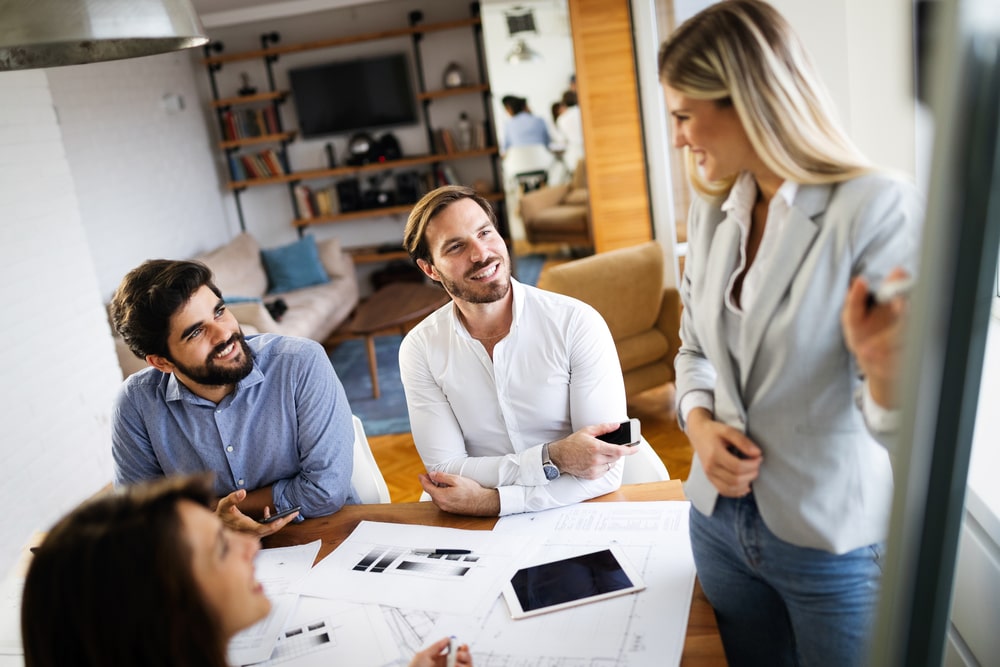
xmin=246 ymin=602 xmax=402 ymax=667
xmin=483 ymin=501 xmax=697 ymax=667
xmin=293 ymin=521 xmax=531 ymax=617
xmin=229 ymin=540 xmax=322 ymax=666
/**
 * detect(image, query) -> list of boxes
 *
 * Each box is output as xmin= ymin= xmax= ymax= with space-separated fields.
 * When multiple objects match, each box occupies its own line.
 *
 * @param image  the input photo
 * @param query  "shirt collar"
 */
xmin=164 ymin=356 xmax=265 ymax=403
xmin=721 ymin=172 xmax=799 ymax=214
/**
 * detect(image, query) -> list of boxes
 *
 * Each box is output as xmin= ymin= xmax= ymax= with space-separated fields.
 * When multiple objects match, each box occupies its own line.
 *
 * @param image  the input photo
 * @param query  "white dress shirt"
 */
xmin=399 ymin=279 xmax=627 ymax=515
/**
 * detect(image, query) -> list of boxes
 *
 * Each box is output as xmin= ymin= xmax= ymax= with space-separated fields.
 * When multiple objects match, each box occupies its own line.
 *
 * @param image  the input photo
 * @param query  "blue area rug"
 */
xmin=331 ymin=254 xmax=546 ymax=436
xmin=514 ymin=253 xmax=546 ymax=287
xmin=330 ymin=334 xmax=410 ymax=436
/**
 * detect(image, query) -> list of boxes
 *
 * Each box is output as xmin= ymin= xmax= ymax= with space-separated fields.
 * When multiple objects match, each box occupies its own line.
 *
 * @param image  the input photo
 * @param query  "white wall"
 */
xmin=0 ymin=71 xmax=122 ymax=575
xmin=772 ymin=0 xmax=917 ymax=177
xmin=46 ymin=51 xmax=236 ymax=299
xmin=480 ymin=0 xmax=575 ymax=142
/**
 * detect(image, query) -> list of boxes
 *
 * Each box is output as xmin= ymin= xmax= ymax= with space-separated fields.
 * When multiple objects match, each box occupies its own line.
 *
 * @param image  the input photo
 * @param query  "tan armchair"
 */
xmin=519 ymin=159 xmax=592 ymax=247
xmin=537 ymin=241 xmax=681 ymax=398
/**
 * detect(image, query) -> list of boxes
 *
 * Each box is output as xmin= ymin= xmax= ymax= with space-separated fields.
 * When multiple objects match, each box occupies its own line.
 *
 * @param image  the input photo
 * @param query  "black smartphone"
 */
xmin=260 ymin=505 xmax=301 ymax=524
xmin=596 ymin=418 xmax=641 ymax=446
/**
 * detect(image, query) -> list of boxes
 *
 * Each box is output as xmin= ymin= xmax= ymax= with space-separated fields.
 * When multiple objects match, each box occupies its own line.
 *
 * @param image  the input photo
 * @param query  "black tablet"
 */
xmin=501 ymin=545 xmax=645 ymax=619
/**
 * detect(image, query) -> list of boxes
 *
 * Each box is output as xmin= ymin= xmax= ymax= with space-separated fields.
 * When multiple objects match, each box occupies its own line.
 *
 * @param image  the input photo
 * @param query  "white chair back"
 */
xmin=351 ymin=415 xmax=391 ymax=504
xmin=621 ymin=437 xmax=671 ymax=484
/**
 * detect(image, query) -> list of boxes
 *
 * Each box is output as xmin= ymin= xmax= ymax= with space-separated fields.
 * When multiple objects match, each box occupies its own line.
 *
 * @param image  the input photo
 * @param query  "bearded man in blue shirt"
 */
xmin=109 ymin=259 xmax=359 ymax=535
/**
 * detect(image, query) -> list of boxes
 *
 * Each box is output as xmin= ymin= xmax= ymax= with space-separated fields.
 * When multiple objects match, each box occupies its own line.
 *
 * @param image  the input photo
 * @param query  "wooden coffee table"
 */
xmin=336 ymin=281 xmax=449 ymax=399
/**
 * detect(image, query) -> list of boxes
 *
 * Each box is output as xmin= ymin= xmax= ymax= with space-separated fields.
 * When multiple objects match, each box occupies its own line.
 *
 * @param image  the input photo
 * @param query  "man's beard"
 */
xmin=171 ymin=332 xmax=255 ymax=386
xmin=437 ymin=256 xmax=511 ymax=304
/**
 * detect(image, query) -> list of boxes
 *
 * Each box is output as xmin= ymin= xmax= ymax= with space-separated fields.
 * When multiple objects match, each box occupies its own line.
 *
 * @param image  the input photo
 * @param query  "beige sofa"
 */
xmin=114 ymin=233 xmax=359 ymax=378
xmin=519 ymin=159 xmax=592 ymax=247
xmin=536 ymin=241 xmax=681 ymax=398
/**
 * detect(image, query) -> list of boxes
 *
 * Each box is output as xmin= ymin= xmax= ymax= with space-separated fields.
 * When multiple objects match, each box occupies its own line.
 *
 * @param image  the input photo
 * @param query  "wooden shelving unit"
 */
xmin=201 ymin=2 xmax=505 ymax=254
xmin=296 ymin=190 xmax=504 ymax=228
xmin=230 ymin=148 xmax=498 ymax=191
xmin=218 ymin=131 xmax=296 ymax=151
xmin=210 ymin=90 xmax=287 ymax=108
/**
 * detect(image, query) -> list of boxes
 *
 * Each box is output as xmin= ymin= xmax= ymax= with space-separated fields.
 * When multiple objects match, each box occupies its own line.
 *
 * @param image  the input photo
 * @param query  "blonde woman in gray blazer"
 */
xmin=659 ymin=2 xmax=922 ymax=666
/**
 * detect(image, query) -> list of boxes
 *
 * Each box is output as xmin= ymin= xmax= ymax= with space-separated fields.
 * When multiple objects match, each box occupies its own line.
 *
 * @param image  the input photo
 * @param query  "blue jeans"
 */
xmin=689 ymin=493 xmax=884 ymax=667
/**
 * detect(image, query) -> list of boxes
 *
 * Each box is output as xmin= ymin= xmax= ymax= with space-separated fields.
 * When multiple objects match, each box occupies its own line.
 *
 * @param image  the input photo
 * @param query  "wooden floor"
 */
xmin=368 ymin=382 xmax=693 ymax=503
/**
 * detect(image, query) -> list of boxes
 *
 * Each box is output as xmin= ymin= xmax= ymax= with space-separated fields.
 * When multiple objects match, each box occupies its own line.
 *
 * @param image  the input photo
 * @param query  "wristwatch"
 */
xmin=541 ymin=443 xmax=560 ymax=481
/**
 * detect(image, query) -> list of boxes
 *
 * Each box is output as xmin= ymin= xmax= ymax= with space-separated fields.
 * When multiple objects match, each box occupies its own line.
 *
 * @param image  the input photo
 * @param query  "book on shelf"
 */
xmin=232 ymin=148 xmax=287 ymax=182
xmin=432 ymin=128 xmax=456 ymax=154
xmin=434 ymin=164 xmax=462 ymax=186
xmin=293 ymin=184 xmax=340 ymax=219
xmin=293 ymin=184 xmax=315 ymax=219
xmin=221 ymin=107 xmax=281 ymax=141
xmin=314 ymin=187 xmax=340 ymax=216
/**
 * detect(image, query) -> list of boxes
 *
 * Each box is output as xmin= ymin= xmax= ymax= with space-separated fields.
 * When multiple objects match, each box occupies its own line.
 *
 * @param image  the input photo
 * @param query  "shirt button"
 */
xmin=238 ymin=479 xmax=245 ymax=486
xmin=226 ymin=445 xmax=234 ymax=453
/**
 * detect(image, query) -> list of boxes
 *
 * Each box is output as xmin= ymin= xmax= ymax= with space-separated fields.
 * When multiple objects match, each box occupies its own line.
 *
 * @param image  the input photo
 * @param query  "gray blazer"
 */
xmin=676 ymin=172 xmax=923 ymax=554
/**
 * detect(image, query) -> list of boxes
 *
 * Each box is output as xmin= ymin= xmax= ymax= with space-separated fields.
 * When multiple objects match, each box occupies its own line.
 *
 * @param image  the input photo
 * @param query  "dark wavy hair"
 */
xmin=110 ymin=259 xmax=221 ymax=360
xmin=22 ymin=475 xmax=228 ymax=667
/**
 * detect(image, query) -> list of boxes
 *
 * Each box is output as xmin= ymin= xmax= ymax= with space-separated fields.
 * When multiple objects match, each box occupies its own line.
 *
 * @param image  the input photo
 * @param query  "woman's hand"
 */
xmin=842 ymin=269 xmax=910 ymax=408
xmin=686 ymin=408 xmax=762 ymax=497
xmin=408 ymin=637 xmax=472 ymax=667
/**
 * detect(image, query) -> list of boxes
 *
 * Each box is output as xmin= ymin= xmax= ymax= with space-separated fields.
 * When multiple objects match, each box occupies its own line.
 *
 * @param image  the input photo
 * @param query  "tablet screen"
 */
xmin=503 ymin=546 xmax=644 ymax=619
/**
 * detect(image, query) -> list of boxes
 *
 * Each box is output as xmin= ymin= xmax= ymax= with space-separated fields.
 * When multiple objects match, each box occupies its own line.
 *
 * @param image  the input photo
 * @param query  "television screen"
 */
xmin=289 ymin=53 xmax=417 ymax=138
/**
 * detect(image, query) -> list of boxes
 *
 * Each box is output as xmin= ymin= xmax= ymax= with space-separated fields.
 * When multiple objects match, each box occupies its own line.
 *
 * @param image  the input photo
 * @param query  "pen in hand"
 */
xmin=866 ymin=276 xmax=914 ymax=309
xmin=446 ymin=636 xmax=458 ymax=667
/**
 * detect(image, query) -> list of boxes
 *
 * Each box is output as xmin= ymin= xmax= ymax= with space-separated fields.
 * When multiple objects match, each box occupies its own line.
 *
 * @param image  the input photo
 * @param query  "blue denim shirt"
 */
xmin=112 ymin=334 xmax=359 ymax=518
xmin=502 ymin=112 xmax=551 ymax=152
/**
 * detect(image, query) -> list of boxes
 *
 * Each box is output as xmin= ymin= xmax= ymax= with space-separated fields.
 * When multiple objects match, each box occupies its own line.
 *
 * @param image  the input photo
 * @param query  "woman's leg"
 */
xmin=689 ymin=499 xmax=798 ymax=667
xmin=753 ymin=523 xmax=884 ymax=666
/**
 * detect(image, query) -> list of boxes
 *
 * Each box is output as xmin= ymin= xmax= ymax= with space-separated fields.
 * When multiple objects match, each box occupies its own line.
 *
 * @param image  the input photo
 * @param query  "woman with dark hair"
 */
xmin=21 ymin=475 xmax=472 ymax=667
xmin=660 ymin=1 xmax=920 ymax=665
xmin=499 ymin=94 xmax=551 ymax=155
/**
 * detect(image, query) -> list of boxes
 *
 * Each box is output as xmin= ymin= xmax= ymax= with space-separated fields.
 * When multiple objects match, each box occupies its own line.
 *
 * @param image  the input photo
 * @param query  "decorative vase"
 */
xmin=442 ymin=62 xmax=466 ymax=89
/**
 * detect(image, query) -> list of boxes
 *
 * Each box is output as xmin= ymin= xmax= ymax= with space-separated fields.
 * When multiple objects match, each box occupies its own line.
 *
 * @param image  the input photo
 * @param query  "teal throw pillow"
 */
xmin=260 ymin=236 xmax=330 ymax=294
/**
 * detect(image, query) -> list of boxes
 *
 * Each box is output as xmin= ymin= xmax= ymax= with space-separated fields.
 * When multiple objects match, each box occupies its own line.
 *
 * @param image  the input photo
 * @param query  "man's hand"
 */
xmin=686 ymin=408 xmax=762 ymax=497
xmin=216 ymin=489 xmax=298 ymax=537
xmin=419 ymin=471 xmax=500 ymax=516
xmin=547 ymin=423 xmax=640 ymax=480
xmin=842 ymin=269 xmax=910 ymax=408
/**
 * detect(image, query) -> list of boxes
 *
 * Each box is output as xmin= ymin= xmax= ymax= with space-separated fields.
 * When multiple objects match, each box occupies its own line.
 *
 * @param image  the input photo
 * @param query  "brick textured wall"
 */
xmin=0 ymin=70 xmax=121 ymax=575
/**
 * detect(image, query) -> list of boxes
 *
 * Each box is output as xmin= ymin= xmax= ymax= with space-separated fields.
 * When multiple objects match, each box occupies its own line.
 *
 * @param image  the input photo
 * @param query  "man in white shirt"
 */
xmin=399 ymin=185 xmax=637 ymax=517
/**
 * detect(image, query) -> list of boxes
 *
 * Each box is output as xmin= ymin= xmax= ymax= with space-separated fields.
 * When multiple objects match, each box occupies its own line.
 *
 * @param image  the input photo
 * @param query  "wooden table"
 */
xmin=266 ymin=479 xmax=726 ymax=666
xmin=333 ymin=281 xmax=449 ymax=399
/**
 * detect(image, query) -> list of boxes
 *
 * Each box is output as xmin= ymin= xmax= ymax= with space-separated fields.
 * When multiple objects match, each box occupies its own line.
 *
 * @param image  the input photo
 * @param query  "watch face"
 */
xmin=543 ymin=463 xmax=559 ymax=481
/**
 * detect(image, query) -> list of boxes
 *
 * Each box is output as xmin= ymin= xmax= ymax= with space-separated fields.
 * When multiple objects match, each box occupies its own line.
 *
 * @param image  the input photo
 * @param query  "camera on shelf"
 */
xmin=346 ymin=132 xmax=402 ymax=166
xmin=362 ymin=174 xmax=396 ymax=209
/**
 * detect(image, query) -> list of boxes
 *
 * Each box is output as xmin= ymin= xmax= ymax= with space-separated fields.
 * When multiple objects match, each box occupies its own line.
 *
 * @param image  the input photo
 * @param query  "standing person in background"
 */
xmin=21 ymin=475 xmax=472 ymax=667
xmin=555 ymin=90 xmax=584 ymax=173
xmin=500 ymin=95 xmax=551 ymax=155
xmin=660 ymin=1 xmax=921 ymax=665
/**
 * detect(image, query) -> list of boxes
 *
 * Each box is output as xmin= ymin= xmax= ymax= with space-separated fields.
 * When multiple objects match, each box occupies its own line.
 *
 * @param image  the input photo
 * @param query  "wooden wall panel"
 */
xmin=568 ymin=0 xmax=653 ymax=252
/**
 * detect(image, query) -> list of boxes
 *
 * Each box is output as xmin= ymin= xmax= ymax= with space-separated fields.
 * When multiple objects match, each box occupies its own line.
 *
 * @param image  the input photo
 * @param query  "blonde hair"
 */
xmin=404 ymin=185 xmax=497 ymax=264
xmin=658 ymin=0 xmax=870 ymax=197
